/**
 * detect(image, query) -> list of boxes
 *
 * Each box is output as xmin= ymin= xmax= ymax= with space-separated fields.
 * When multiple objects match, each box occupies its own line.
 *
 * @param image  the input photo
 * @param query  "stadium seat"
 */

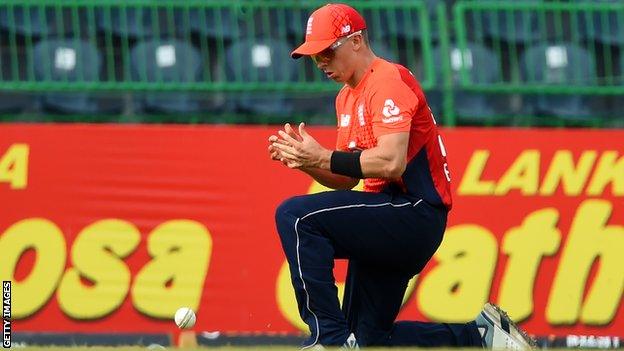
xmin=0 ymin=6 xmax=92 ymax=38
xmin=428 ymin=43 xmax=508 ymax=121
xmin=478 ymin=0 xmax=543 ymax=44
xmin=286 ymin=7 xmax=310 ymax=40
xmin=189 ymin=7 xmax=238 ymax=40
xmin=0 ymin=30 xmax=35 ymax=115
xmin=96 ymin=6 xmax=183 ymax=39
xmin=519 ymin=43 xmax=596 ymax=121
xmin=619 ymin=53 xmax=624 ymax=86
xmin=130 ymin=39 xmax=204 ymax=114
xmin=0 ymin=6 xmax=54 ymax=37
xmin=237 ymin=7 xmax=305 ymax=42
xmin=32 ymin=39 xmax=121 ymax=115
xmin=371 ymin=41 xmax=399 ymax=64
xmin=359 ymin=0 xmax=450 ymax=42
xmin=0 ymin=94 xmax=34 ymax=115
xmin=290 ymin=0 xmax=452 ymax=42
xmin=577 ymin=0 xmax=624 ymax=45
xmin=224 ymin=38 xmax=298 ymax=119
xmin=609 ymin=52 xmax=624 ymax=125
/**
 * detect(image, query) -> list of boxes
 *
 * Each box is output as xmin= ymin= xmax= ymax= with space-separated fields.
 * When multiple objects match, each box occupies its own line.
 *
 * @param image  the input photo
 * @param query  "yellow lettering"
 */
xmin=0 ymin=219 xmax=65 ymax=318
xmin=0 ymin=144 xmax=29 ymax=189
xmin=417 ymin=224 xmax=497 ymax=322
xmin=586 ymin=151 xmax=624 ymax=196
xmin=58 ymin=219 xmax=140 ymax=319
xmin=495 ymin=150 xmax=540 ymax=196
xmin=547 ymin=200 xmax=624 ymax=325
xmin=458 ymin=150 xmax=495 ymax=196
xmin=499 ymin=209 xmax=561 ymax=321
xmin=308 ymin=180 xmax=364 ymax=194
xmin=133 ymin=220 xmax=212 ymax=318
xmin=540 ymin=151 xmax=597 ymax=196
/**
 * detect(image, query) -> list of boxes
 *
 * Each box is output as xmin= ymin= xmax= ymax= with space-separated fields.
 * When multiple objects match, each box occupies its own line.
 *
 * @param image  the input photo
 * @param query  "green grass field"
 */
xmin=11 ymin=348 xmax=598 ymax=351
xmin=13 ymin=348 xmax=478 ymax=351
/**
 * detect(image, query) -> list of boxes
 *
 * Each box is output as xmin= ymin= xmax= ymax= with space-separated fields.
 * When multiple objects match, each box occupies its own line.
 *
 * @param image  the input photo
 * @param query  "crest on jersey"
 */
xmin=357 ymin=103 xmax=365 ymax=126
xmin=340 ymin=113 xmax=351 ymax=127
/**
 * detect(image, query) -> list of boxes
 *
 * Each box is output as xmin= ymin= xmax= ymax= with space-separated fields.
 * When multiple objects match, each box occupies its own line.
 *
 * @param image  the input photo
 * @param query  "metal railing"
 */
xmin=0 ymin=0 xmax=434 ymax=92
xmin=0 ymin=0 xmax=622 ymax=126
xmin=453 ymin=1 xmax=624 ymax=94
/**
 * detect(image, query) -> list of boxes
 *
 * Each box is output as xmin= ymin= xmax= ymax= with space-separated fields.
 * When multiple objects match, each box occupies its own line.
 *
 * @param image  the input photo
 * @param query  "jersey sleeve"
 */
xmin=368 ymin=79 xmax=418 ymax=137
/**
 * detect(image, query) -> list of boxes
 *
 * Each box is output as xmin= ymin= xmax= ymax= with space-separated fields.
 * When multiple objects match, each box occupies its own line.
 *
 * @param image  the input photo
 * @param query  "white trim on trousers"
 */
xmin=296 ymin=198 xmax=423 ymax=348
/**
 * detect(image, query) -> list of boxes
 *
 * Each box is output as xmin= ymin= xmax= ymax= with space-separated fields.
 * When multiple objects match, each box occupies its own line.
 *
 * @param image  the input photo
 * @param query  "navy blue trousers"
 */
xmin=275 ymin=189 xmax=481 ymax=348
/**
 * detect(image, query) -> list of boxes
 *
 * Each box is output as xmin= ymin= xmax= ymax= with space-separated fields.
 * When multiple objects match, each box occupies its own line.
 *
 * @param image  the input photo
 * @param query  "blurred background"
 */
xmin=0 ymin=0 xmax=623 ymax=349
xmin=0 ymin=0 xmax=622 ymax=127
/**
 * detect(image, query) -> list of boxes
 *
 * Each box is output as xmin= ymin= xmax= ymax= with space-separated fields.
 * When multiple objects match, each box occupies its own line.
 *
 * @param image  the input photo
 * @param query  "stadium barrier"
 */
xmin=0 ymin=0 xmax=433 ymax=92
xmin=0 ymin=0 xmax=622 ymax=126
xmin=1 ymin=125 xmax=622 ymax=346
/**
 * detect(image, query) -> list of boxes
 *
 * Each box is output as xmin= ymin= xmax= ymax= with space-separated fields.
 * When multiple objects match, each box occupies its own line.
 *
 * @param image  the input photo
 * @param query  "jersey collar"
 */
xmin=349 ymin=57 xmax=383 ymax=96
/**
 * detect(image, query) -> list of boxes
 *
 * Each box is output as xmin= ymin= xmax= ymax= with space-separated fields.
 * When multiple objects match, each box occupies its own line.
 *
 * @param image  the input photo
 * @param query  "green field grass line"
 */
xmin=12 ymin=348 xmax=610 ymax=351
xmin=8 ymin=348 xmax=490 ymax=351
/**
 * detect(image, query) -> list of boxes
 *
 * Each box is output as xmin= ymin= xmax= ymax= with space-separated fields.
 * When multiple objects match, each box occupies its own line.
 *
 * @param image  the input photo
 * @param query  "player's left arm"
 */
xmin=359 ymin=131 xmax=409 ymax=178
xmin=359 ymin=77 xmax=418 ymax=179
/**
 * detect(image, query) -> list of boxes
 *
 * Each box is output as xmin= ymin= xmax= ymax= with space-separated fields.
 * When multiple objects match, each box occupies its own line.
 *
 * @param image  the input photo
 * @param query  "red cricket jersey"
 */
xmin=334 ymin=58 xmax=452 ymax=210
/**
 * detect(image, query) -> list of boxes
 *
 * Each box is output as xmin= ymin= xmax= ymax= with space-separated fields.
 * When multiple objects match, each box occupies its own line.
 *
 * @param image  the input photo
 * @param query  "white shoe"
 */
xmin=305 ymin=333 xmax=358 ymax=350
xmin=476 ymin=303 xmax=537 ymax=350
xmin=341 ymin=333 xmax=359 ymax=349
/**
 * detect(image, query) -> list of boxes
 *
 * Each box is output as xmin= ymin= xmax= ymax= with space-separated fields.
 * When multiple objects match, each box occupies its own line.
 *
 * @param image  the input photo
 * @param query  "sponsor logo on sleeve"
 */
xmin=382 ymin=99 xmax=402 ymax=123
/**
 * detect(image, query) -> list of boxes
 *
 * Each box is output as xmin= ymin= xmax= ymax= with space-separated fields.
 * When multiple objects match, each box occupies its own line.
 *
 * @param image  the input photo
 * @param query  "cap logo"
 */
xmin=306 ymin=16 xmax=314 ymax=35
xmin=341 ymin=24 xmax=351 ymax=34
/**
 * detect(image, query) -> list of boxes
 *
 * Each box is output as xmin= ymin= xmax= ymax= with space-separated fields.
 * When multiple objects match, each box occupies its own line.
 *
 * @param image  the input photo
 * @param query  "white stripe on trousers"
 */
xmin=295 ymin=199 xmax=423 ymax=348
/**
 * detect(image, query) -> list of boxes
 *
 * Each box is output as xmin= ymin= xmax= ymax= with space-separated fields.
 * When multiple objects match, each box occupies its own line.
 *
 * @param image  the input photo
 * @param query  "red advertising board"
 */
xmin=0 ymin=124 xmax=622 ymax=338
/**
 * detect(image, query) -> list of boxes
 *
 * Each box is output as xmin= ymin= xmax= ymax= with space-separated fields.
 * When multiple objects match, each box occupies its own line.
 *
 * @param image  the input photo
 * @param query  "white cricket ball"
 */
xmin=174 ymin=307 xmax=196 ymax=329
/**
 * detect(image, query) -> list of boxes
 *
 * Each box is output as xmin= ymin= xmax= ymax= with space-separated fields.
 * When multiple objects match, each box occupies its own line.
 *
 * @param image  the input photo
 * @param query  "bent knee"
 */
xmin=275 ymin=195 xmax=309 ymax=222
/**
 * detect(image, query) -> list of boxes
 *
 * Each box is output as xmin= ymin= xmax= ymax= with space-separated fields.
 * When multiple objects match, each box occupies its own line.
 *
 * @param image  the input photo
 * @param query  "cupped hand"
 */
xmin=271 ymin=122 xmax=331 ymax=169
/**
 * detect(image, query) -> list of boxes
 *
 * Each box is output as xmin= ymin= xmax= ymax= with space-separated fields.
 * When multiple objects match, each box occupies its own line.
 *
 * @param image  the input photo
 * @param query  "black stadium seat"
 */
xmin=96 ymin=6 xmax=183 ymax=39
xmin=520 ymin=43 xmax=597 ymax=121
xmin=480 ymin=0 xmax=543 ymax=44
xmin=32 ymin=39 xmax=121 ymax=114
xmin=0 ymin=5 xmax=55 ymax=37
xmin=130 ymin=39 xmax=204 ymax=114
xmin=578 ymin=0 xmax=624 ymax=46
xmin=428 ymin=42 xmax=508 ymax=121
xmin=189 ymin=7 xmax=238 ymax=41
xmin=224 ymin=38 xmax=298 ymax=118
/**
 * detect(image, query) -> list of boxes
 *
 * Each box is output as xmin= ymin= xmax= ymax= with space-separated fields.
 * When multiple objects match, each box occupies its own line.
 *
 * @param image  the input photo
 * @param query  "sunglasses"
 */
xmin=311 ymin=30 xmax=363 ymax=64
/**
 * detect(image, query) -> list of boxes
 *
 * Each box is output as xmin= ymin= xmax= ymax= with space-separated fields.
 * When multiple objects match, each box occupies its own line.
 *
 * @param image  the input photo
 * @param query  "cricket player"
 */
xmin=269 ymin=3 xmax=535 ymax=349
